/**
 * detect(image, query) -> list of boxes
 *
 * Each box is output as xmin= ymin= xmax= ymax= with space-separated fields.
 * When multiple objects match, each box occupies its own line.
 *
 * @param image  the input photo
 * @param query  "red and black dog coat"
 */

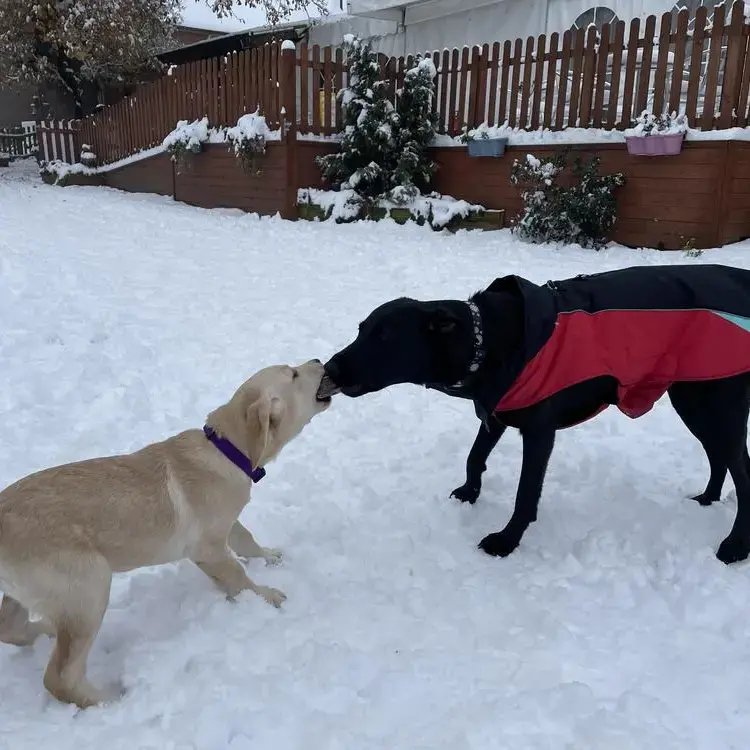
xmin=484 ymin=264 xmax=750 ymax=422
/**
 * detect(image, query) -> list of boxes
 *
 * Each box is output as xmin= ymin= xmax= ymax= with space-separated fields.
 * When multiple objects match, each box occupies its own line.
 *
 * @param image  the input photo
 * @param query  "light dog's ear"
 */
xmin=246 ymin=392 xmax=285 ymax=467
xmin=427 ymin=306 xmax=460 ymax=334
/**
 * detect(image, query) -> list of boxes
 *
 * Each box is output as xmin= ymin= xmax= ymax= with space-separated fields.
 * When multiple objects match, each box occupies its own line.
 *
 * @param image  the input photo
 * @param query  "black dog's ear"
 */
xmin=427 ymin=306 xmax=460 ymax=334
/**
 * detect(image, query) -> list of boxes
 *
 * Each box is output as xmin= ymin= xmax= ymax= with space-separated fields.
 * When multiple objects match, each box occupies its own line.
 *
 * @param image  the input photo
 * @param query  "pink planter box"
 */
xmin=625 ymin=132 xmax=685 ymax=156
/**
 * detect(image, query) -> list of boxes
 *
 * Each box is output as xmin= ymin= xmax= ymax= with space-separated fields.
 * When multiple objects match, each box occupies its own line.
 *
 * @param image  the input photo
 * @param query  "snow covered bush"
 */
xmin=225 ymin=110 xmax=271 ymax=176
xmin=389 ymin=56 xmax=438 ymax=204
xmin=162 ymin=117 xmax=209 ymax=172
xmin=80 ymin=144 xmax=97 ymax=168
xmin=510 ymin=151 xmax=625 ymax=251
xmin=624 ymin=110 xmax=688 ymax=137
xmin=316 ymin=34 xmax=399 ymax=201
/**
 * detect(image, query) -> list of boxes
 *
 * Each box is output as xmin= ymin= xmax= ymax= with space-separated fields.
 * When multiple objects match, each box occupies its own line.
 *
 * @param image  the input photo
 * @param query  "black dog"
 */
xmin=319 ymin=264 xmax=750 ymax=564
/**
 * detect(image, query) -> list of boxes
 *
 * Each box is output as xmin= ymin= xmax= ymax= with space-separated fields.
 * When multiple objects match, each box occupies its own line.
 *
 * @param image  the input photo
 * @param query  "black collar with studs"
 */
xmin=449 ymin=299 xmax=486 ymax=389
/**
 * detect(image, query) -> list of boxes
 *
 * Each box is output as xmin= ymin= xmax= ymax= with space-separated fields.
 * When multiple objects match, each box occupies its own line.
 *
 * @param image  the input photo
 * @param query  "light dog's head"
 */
xmin=207 ymin=360 xmax=330 ymax=470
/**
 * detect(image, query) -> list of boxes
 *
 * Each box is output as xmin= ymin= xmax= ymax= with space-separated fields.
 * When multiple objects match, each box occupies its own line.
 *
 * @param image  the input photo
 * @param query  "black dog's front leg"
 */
xmin=451 ymin=420 xmax=506 ymax=504
xmin=479 ymin=425 xmax=556 ymax=557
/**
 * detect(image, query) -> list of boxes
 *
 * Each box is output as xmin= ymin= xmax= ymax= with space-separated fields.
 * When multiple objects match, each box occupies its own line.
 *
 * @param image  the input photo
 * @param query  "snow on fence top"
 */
xmin=65 ymin=1 xmax=750 ymax=167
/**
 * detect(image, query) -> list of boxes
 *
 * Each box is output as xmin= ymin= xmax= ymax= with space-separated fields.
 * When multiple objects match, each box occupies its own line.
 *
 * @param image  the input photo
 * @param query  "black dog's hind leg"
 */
xmin=669 ymin=384 xmax=729 ymax=506
xmin=669 ymin=378 xmax=750 ymax=563
xmin=479 ymin=426 xmax=555 ymax=557
xmin=718 ymin=442 xmax=750 ymax=564
xmin=451 ymin=421 xmax=506 ymax=504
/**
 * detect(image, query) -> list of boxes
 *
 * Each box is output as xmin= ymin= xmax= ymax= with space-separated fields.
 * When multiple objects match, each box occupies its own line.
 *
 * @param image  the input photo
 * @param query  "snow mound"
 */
xmin=162 ymin=117 xmax=210 ymax=152
xmin=299 ymin=187 xmax=484 ymax=228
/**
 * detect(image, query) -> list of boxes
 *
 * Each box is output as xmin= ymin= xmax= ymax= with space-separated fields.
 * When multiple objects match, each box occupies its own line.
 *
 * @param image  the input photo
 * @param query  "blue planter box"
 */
xmin=467 ymin=137 xmax=508 ymax=158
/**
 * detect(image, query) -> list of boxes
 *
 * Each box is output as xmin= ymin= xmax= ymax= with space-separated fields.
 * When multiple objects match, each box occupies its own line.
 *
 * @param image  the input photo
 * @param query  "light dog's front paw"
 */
xmin=262 ymin=547 xmax=283 ymax=566
xmin=257 ymin=585 xmax=287 ymax=608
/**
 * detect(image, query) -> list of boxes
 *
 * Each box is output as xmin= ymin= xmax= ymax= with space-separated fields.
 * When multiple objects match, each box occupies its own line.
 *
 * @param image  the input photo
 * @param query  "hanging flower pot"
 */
xmin=624 ymin=111 xmax=687 ymax=157
xmin=625 ymin=132 xmax=684 ymax=156
xmin=467 ymin=136 xmax=508 ymax=158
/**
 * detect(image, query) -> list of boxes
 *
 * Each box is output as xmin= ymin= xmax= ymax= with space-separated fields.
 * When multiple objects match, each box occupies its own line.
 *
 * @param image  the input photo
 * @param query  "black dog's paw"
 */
xmin=478 ymin=531 xmax=520 ymax=558
xmin=690 ymin=492 xmax=720 ymax=507
xmin=716 ymin=535 xmax=750 ymax=565
xmin=450 ymin=483 xmax=480 ymax=504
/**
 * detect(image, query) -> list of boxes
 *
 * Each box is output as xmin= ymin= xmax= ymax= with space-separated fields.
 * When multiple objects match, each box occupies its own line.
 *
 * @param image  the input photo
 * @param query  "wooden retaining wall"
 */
xmin=70 ymin=139 xmax=750 ymax=251
xmin=431 ymin=141 xmax=750 ymax=250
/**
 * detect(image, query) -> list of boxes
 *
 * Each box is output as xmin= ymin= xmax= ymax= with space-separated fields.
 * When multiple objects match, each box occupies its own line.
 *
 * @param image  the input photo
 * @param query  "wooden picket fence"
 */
xmin=78 ymin=44 xmax=284 ymax=165
xmin=300 ymin=1 xmax=750 ymax=136
xmin=36 ymin=120 xmax=79 ymax=163
xmin=47 ymin=1 xmax=750 ymax=167
xmin=0 ymin=127 xmax=37 ymax=159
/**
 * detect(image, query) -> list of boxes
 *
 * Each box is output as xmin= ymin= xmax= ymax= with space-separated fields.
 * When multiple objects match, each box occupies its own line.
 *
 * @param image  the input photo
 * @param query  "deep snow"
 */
xmin=2 ymin=160 xmax=750 ymax=749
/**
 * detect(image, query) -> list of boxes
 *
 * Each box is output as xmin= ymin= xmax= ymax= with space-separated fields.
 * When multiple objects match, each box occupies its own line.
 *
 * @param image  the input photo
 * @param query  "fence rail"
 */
xmin=45 ymin=1 xmax=750 ymax=166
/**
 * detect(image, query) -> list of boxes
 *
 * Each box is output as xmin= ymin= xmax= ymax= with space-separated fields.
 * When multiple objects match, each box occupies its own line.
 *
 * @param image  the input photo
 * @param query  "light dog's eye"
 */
xmin=292 ymin=369 xmax=299 ymax=380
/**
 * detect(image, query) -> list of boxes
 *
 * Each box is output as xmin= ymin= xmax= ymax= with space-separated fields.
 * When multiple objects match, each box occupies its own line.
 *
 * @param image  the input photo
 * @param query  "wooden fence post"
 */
xmin=281 ymin=42 xmax=299 ymax=221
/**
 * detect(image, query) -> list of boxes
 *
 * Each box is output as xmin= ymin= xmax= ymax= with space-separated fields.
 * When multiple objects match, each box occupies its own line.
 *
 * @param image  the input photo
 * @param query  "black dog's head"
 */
xmin=319 ymin=296 xmax=474 ymax=398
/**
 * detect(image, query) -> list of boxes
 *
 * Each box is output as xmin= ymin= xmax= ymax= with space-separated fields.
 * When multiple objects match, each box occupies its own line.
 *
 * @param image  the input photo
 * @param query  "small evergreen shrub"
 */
xmin=317 ymin=36 xmax=438 ymax=205
xmin=316 ymin=35 xmax=398 ymax=200
xmin=510 ymin=151 xmax=626 ymax=250
xmin=389 ymin=56 xmax=438 ymax=204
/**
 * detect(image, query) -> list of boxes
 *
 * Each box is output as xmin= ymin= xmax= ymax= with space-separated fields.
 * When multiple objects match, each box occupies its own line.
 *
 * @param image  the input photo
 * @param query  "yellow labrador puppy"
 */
xmin=0 ymin=360 xmax=331 ymax=708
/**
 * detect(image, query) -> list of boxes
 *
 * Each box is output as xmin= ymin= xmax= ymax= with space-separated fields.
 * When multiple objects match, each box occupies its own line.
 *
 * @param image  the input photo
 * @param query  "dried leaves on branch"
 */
xmin=0 ymin=0 xmax=180 ymax=115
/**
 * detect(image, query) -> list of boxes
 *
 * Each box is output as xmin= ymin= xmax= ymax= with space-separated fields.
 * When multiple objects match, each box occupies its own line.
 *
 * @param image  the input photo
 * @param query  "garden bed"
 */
xmin=297 ymin=188 xmax=504 ymax=232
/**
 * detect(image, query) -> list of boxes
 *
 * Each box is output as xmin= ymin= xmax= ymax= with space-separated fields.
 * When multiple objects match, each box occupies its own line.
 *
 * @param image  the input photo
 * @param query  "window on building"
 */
xmin=570 ymin=6 xmax=619 ymax=39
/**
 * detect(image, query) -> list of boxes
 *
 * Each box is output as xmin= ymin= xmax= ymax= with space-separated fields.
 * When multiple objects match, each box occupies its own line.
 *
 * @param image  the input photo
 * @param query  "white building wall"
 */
xmin=310 ymin=0 xmax=680 ymax=57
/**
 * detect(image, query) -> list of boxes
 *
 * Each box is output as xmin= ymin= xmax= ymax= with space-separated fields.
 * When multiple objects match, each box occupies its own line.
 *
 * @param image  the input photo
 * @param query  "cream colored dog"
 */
xmin=0 ymin=360 xmax=331 ymax=709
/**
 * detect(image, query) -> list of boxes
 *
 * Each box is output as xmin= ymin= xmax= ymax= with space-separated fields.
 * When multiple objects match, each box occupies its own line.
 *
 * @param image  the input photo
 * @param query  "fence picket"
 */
xmin=555 ymin=30 xmax=572 ymax=130
xmin=498 ymin=40 xmax=512 ymax=126
xmin=652 ymin=12 xmax=672 ymax=117
xmin=702 ymin=2 xmax=726 ymax=129
xmin=568 ymin=28 xmax=585 ymax=126
xmin=487 ymin=42 xmax=500 ymax=127
xmin=592 ymin=23 xmax=610 ymax=128
xmin=635 ymin=15 xmax=656 ymax=117
xmin=449 ymin=47 xmax=460 ymax=134
xmin=686 ymin=6 xmax=709 ymax=125
xmin=519 ymin=36 xmax=534 ymax=129
xmin=543 ymin=32 xmax=559 ymax=129
xmin=531 ymin=34 xmax=546 ymax=129
xmin=508 ymin=38 xmax=523 ymax=127
xmin=579 ymin=25 xmax=598 ymax=127
xmin=620 ymin=18 xmax=641 ymax=127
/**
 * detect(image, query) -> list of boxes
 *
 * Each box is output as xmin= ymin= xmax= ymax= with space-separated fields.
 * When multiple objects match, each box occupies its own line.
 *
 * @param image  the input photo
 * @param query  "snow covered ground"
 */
xmin=2 ymin=160 xmax=750 ymax=749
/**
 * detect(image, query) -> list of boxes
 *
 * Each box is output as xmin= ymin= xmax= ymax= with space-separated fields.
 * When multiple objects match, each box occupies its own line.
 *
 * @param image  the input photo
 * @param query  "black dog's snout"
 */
xmin=324 ymin=358 xmax=341 ymax=383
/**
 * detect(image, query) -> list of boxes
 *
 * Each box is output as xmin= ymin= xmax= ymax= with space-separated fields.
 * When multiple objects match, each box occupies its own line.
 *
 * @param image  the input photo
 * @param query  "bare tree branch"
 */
xmin=208 ymin=0 xmax=328 ymax=27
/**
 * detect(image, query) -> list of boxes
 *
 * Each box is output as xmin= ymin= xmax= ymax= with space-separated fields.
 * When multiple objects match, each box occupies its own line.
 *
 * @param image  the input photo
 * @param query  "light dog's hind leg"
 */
xmin=41 ymin=553 xmax=120 ymax=708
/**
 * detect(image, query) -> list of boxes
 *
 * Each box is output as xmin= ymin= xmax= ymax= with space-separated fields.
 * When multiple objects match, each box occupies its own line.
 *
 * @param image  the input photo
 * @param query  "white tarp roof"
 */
xmin=347 ymin=0 xmax=504 ymax=24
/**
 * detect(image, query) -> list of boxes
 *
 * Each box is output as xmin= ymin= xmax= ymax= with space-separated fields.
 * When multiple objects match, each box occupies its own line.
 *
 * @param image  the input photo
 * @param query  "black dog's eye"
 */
xmin=378 ymin=327 xmax=392 ymax=343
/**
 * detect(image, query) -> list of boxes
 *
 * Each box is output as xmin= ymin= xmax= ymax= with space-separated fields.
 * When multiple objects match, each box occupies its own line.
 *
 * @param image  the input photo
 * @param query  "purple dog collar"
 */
xmin=203 ymin=425 xmax=266 ymax=483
